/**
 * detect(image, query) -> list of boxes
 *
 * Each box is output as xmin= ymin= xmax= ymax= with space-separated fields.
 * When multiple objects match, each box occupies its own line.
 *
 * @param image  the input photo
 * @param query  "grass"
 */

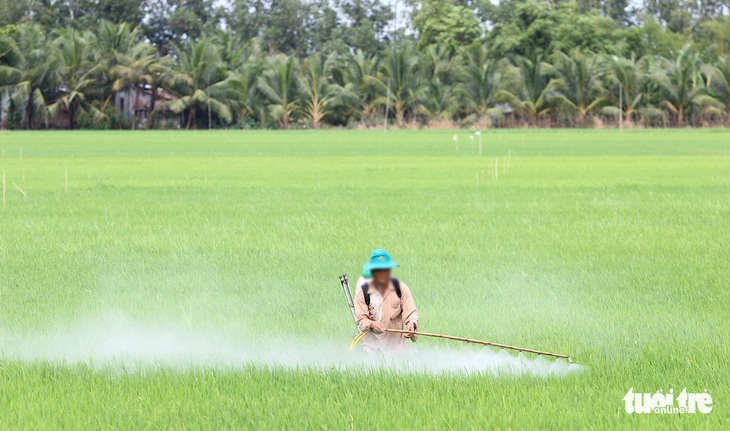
xmin=0 ymin=129 xmax=728 ymax=429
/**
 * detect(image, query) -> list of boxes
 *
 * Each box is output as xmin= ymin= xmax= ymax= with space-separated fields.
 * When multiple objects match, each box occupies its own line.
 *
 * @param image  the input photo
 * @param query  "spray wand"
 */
xmin=340 ymin=274 xmax=572 ymax=362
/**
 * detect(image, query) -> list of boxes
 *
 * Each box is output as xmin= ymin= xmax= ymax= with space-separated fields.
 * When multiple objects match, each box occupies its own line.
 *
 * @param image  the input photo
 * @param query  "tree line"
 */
xmin=1 ymin=0 xmax=729 ymax=129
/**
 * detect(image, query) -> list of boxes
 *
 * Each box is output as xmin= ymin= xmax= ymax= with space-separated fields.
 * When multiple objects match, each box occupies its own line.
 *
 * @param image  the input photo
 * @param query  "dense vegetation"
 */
xmin=1 ymin=0 xmax=730 ymax=129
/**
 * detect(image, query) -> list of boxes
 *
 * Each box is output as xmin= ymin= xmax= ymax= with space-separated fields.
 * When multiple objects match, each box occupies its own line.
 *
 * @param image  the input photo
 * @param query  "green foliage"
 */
xmin=257 ymin=54 xmax=301 ymax=128
xmin=157 ymin=38 xmax=236 ymax=129
xmin=413 ymin=0 xmax=482 ymax=53
xmin=339 ymin=0 xmax=394 ymax=55
xmin=698 ymin=17 xmax=730 ymax=58
xmin=142 ymin=0 xmax=225 ymax=51
xmin=453 ymin=44 xmax=503 ymax=123
xmin=487 ymin=1 xmax=622 ymax=59
xmin=374 ymin=44 xmax=425 ymax=125
xmin=623 ymin=16 xmax=690 ymax=58
xmin=652 ymin=45 xmax=723 ymax=125
xmin=0 ymin=24 xmax=58 ymax=129
xmin=47 ymin=28 xmax=105 ymax=129
xmin=497 ymin=55 xmax=562 ymax=122
xmin=2 ymin=0 xmax=730 ymax=129
xmin=0 ymin=24 xmax=20 ymax=39
xmin=551 ymin=49 xmax=607 ymax=125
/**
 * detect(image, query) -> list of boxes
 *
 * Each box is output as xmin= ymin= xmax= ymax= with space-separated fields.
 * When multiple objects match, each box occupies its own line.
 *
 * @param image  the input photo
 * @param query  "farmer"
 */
xmin=355 ymin=249 xmax=419 ymax=352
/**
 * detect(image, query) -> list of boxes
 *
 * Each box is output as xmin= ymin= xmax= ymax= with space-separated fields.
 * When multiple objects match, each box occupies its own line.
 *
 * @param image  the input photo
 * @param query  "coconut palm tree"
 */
xmin=96 ymin=21 xmax=140 ymax=63
xmin=341 ymin=50 xmax=381 ymax=122
xmin=552 ymin=49 xmax=607 ymax=126
xmin=226 ymin=60 xmax=263 ymax=125
xmin=297 ymin=53 xmax=354 ymax=128
xmin=630 ymin=55 xmax=668 ymax=126
xmin=454 ymin=45 xmax=502 ymax=124
xmin=0 ymin=25 xmax=58 ymax=129
xmin=47 ymin=29 xmax=105 ymax=129
xmin=418 ymin=44 xmax=458 ymax=122
xmin=157 ymin=38 xmax=236 ymax=129
xmin=220 ymin=37 xmax=266 ymax=125
xmin=599 ymin=54 xmax=647 ymax=124
xmin=652 ymin=46 xmax=722 ymax=126
xmin=257 ymin=54 xmax=300 ymax=129
xmin=110 ymin=41 xmax=166 ymax=127
xmin=704 ymin=56 xmax=730 ymax=124
xmin=95 ymin=21 xmax=148 ymax=114
xmin=497 ymin=55 xmax=563 ymax=125
xmin=374 ymin=43 xmax=425 ymax=126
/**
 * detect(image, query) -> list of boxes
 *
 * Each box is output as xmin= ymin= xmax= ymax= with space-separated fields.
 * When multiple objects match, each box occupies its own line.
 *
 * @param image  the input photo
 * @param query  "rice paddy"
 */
xmin=0 ymin=129 xmax=728 ymax=429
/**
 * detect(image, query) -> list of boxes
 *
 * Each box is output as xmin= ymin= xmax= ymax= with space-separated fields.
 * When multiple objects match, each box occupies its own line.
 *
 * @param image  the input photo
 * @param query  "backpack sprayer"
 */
xmin=339 ymin=274 xmax=572 ymax=362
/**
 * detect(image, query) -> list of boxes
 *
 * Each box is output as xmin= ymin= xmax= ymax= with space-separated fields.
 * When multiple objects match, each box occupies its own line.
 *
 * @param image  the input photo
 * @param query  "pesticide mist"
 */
xmin=0 ymin=315 xmax=584 ymax=377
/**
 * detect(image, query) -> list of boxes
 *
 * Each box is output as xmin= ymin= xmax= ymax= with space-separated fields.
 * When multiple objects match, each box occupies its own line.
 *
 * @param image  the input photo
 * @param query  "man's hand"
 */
xmin=369 ymin=321 xmax=385 ymax=334
xmin=404 ymin=322 xmax=417 ymax=339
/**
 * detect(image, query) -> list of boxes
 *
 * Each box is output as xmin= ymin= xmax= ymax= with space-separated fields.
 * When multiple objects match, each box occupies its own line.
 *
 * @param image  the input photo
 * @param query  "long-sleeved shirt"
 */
xmin=354 ymin=279 xmax=418 ymax=352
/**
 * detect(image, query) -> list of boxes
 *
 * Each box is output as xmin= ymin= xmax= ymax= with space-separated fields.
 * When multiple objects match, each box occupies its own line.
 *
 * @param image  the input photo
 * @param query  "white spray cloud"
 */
xmin=0 ymin=315 xmax=585 ymax=377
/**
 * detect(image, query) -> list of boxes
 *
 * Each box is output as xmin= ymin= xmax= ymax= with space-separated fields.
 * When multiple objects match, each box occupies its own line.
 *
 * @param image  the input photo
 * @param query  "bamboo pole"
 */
xmin=385 ymin=329 xmax=570 ymax=360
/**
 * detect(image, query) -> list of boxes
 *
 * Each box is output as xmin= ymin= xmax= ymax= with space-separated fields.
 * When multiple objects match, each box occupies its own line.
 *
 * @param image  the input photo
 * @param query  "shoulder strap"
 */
xmin=361 ymin=283 xmax=370 ymax=306
xmin=392 ymin=278 xmax=402 ymax=298
xmin=362 ymin=280 xmax=401 ymax=306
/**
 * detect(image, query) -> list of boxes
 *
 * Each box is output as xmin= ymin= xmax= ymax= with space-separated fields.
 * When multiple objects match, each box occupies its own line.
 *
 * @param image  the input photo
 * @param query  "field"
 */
xmin=0 ymin=129 xmax=728 ymax=429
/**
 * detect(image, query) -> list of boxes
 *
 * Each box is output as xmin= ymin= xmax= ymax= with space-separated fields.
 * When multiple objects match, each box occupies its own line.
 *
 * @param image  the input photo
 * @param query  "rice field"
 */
xmin=0 ymin=129 xmax=728 ymax=429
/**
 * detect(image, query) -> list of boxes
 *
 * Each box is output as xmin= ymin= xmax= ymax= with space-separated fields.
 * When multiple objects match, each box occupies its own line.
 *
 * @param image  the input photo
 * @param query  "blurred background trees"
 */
xmin=1 ymin=0 xmax=729 ymax=129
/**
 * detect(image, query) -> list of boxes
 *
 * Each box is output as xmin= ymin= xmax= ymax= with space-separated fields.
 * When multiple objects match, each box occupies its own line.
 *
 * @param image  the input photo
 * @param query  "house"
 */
xmin=114 ymin=86 xmax=177 ymax=128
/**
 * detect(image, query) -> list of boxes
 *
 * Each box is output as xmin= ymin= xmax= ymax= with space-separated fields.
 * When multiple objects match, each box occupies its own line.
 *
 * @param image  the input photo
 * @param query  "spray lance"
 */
xmin=339 ymin=274 xmax=572 ymax=362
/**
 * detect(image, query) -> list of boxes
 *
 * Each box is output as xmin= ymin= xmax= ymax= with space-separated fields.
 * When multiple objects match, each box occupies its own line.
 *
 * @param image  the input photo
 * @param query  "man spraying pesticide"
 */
xmin=340 ymin=249 xmax=572 ymax=360
xmin=352 ymin=249 xmax=419 ymax=353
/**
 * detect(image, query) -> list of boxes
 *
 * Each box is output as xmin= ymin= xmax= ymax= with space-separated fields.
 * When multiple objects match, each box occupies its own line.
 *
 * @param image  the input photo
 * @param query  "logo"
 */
xmin=624 ymin=388 xmax=712 ymax=414
xmin=378 ymin=256 xmax=385 ymax=261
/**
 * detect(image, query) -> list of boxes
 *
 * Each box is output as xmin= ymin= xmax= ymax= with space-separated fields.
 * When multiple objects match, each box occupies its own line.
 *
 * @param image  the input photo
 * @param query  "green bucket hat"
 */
xmin=363 ymin=248 xmax=399 ymax=272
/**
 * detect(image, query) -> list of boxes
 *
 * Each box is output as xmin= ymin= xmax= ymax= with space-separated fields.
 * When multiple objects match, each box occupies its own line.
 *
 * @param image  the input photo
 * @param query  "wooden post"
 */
xmin=619 ymin=82 xmax=623 ymax=133
xmin=384 ymin=79 xmax=390 ymax=133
